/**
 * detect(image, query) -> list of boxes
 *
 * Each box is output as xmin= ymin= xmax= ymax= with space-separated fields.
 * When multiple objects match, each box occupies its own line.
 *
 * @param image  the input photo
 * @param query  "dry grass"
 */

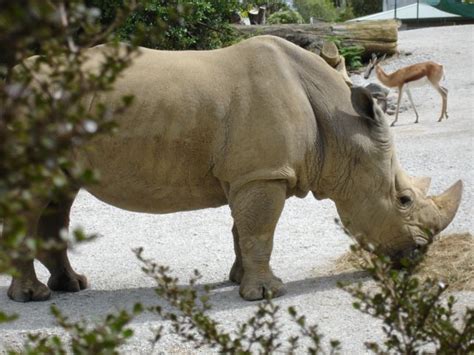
xmin=328 ymin=233 xmax=474 ymax=291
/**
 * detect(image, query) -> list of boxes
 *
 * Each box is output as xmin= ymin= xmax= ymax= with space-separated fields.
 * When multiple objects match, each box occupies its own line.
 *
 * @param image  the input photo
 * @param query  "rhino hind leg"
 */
xmin=229 ymin=224 xmax=243 ymax=284
xmin=36 ymin=191 xmax=88 ymax=293
xmin=6 ymin=206 xmax=52 ymax=302
xmin=7 ymin=259 xmax=51 ymax=302
xmin=229 ymin=180 xmax=287 ymax=301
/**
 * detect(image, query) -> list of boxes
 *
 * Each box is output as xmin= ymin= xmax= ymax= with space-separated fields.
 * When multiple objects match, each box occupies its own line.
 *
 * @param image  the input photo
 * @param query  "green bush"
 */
xmin=337 ymin=3 xmax=355 ymax=22
xmin=339 ymin=45 xmax=364 ymax=69
xmin=293 ymin=0 xmax=339 ymax=22
xmin=348 ymin=0 xmax=382 ymax=18
xmin=267 ymin=10 xmax=304 ymax=24
xmin=326 ymin=35 xmax=364 ymax=70
xmin=240 ymin=0 xmax=289 ymax=15
xmin=88 ymin=0 xmax=241 ymax=50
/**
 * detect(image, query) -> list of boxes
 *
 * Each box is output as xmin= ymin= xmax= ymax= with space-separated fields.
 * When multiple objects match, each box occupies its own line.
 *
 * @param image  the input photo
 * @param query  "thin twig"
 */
xmin=59 ymin=2 xmax=78 ymax=53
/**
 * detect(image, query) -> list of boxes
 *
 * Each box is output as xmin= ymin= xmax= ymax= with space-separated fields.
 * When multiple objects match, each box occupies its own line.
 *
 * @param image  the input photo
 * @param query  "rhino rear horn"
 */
xmin=412 ymin=176 xmax=431 ymax=195
xmin=431 ymin=180 xmax=463 ymax=234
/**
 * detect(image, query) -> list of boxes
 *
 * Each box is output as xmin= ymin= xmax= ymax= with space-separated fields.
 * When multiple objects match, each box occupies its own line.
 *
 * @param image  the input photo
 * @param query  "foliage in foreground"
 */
xmin=0 ymin=0 xmax=144 ymax=281
xmin=12 ymin=304 xmax=143 ymax=355
xmin=1 ymin=1 xmax=472 ymax=354
xmin=344 ymin=245 xmax=473 ymax=354
xmin=0 ymin=0 xmax=242 ymax=328
xmin=135 ymin=247 xmax=341 ymax=353
xmin=0 ymin=0 xmax=163 ymax=331
xmin=13 ymin=244 xmax=472 ymax=354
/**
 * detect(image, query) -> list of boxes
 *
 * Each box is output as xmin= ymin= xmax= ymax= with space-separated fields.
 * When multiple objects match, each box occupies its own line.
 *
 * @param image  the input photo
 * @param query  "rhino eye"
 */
xmin=399 ymin=195 xmax=413 ymax=206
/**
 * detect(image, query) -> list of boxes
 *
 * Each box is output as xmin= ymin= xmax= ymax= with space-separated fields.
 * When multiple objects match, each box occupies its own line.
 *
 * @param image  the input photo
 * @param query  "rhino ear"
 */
xmin=350 ymin=87 xmax=383 ymax=126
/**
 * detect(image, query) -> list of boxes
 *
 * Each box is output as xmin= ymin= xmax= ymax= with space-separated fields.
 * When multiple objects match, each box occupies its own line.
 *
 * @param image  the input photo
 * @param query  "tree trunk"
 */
xmin=233 ymin=20 xmax=399 ymax=57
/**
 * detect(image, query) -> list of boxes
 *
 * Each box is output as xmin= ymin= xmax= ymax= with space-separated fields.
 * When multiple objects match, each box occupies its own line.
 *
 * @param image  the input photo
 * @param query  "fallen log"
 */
xmin=233 ymin=20 xmax=399 ymax=57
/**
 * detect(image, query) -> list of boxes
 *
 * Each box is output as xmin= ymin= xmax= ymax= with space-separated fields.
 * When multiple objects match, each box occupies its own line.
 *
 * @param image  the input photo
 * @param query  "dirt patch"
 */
xmin=327 ymin=233 xmax=474 ymax=291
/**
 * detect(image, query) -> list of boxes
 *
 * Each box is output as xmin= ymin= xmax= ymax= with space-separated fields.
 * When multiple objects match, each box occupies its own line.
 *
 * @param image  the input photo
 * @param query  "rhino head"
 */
xmin=325 ymin=87 xmax=463 ymax=262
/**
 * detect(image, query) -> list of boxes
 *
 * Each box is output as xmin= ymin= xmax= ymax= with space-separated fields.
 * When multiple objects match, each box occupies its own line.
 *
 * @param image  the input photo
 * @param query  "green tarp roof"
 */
xmin=435 ymin=0 xmax=474 ymax=18
xmin=348 ymin=3 xmax=459 ymax=21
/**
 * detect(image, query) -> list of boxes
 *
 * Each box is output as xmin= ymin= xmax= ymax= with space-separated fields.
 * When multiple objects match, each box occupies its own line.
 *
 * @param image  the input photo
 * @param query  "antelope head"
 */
xmin=364 ymin=53 xmax=386 ymax=79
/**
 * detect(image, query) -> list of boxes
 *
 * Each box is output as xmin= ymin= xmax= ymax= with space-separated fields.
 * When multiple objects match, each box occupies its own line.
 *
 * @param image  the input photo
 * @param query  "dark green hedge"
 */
xmin=86 ymin=0 xmax=241 ymax=50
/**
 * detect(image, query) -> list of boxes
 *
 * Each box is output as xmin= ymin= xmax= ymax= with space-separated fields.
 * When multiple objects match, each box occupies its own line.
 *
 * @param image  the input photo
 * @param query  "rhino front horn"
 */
xmin=431 ymin=180 xmax=463 ymax=233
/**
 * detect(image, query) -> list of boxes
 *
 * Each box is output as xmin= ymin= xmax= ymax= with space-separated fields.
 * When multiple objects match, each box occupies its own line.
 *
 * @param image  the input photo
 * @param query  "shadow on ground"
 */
xmin=0 ymin=271 xmax=368 ymax=331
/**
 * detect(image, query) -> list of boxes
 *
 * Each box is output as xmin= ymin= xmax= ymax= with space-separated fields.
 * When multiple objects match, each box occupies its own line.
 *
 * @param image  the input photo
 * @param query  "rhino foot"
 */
xmin=229 ymin=260 xmax=243 ymax=284
xmin=8 ymin=278 xmax=51 ymax=302
xmin=48 ymin=272 xmax=88 ymax=292
xmin=239 ymin=274 xmax=286 ymax=301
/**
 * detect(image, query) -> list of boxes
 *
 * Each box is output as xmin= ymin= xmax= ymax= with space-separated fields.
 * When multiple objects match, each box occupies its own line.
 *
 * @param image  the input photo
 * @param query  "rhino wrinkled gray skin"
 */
xmin=7 ymin=36 xmax=463 ymax=302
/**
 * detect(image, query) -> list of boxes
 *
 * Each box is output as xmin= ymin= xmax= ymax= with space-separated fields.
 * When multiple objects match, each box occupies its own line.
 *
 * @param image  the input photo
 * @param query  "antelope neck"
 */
xmin=375 ymin=65 xmax=398 ymax=88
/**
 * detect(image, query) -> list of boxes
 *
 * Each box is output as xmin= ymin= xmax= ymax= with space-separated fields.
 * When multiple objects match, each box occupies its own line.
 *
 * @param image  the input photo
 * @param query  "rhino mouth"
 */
xmin=414 ymin=235 xmax=430 ymax=246
xmin=388 ymin=237 xmax=433 ymax=268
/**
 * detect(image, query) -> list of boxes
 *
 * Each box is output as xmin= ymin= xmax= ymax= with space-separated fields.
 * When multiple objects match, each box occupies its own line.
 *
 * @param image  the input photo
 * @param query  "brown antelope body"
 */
xmin=364 ymin=55 xmax=448 ymax=126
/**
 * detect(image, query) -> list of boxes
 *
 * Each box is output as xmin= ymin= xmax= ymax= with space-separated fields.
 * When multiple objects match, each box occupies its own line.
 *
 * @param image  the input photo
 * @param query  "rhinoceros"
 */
xmin=7 ymin=36 xmax=463 ymax=302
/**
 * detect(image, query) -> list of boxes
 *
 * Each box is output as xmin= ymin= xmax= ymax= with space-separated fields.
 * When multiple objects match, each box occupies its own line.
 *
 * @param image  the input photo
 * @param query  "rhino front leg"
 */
xmin=36 ymin=193 xmax=88 ymax=293
xmin=229 ymin=180 xmax=287 ymax=301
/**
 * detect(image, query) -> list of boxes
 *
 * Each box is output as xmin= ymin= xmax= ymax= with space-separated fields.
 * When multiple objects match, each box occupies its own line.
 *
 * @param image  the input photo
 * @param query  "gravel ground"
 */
xmin=1 ymin=25 xmax=473 ymax=353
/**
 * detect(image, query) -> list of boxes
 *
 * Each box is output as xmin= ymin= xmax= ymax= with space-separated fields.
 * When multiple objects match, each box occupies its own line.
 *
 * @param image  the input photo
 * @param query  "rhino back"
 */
xmin=78 ymin=37 xmax=326 ymax=213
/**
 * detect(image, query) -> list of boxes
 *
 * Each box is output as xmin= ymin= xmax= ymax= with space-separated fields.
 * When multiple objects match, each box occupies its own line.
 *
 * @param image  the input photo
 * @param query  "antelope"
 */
xmin=364 ymin=54 xmax=448 ymax=126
